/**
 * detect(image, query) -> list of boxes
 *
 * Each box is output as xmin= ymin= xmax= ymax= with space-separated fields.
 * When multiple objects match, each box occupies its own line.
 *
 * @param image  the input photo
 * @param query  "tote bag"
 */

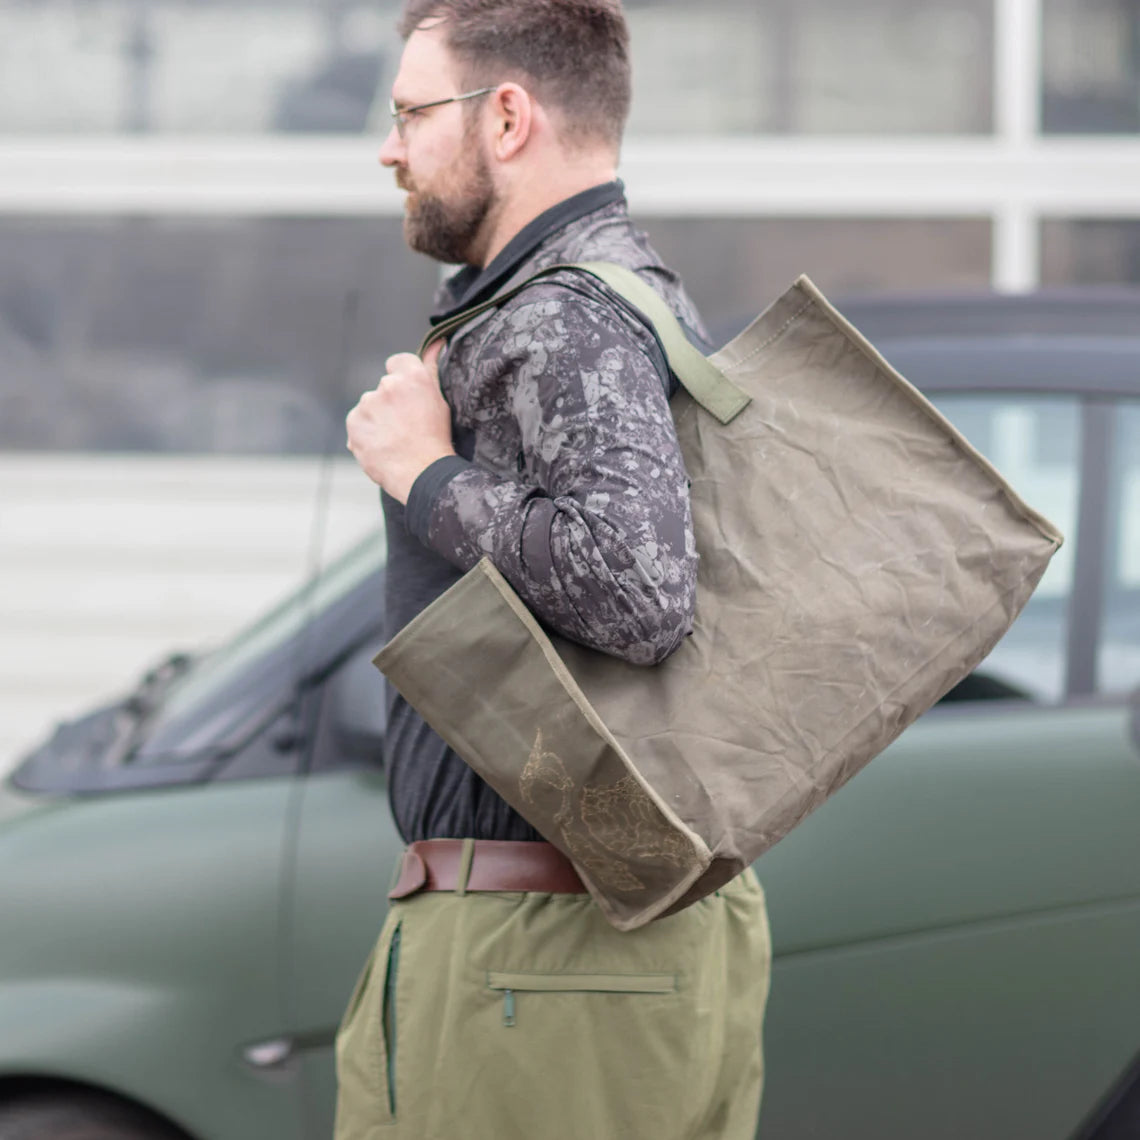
xmin=376 ymin=264 xmax=1063 ymax=932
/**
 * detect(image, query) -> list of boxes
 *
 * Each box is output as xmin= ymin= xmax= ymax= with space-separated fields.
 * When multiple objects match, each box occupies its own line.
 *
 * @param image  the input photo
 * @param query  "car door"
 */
xmin=0 ymin=696 xmax=314 ymax=1140
xmin=756 ymin=389 xmax=1140 ymax=1140
xmin=282 ymin=631 xmax=404 ymax=1140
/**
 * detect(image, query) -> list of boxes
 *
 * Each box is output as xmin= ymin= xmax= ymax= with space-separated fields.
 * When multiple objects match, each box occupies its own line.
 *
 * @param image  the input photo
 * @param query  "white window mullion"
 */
xmin=994 ymin=0 xmax=1042 ymax=144
xmin=993 ymin=204 xmax=1040 ymax=292
xmin=993 ymin=0 xmax=1043 ymax=289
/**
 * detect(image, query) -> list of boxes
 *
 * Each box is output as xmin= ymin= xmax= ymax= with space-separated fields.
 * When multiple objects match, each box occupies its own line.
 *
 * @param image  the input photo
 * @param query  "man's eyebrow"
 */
xmin=391 ymin=91 xmax=428 ymax=110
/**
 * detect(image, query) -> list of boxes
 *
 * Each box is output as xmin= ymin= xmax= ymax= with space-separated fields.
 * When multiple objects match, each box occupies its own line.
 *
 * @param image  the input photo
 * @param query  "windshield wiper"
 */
xmin=105 ymin=652 xmax=195 ymax=766
xmin=15 ymin=652 xmax=197 ymax=784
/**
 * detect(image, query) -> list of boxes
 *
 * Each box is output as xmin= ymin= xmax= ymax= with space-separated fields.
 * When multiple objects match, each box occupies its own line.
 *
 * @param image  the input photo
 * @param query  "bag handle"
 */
xmin=418 ymin=261 xmax=751 ymax=425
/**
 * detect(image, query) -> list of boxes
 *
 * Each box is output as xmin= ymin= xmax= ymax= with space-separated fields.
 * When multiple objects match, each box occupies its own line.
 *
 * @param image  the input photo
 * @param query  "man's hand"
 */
xmin=346 ymin=340 xmax=455 ymax=504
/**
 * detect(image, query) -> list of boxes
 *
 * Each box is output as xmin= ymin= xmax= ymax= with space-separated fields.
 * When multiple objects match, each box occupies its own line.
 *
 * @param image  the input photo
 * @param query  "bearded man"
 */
xmin=340 ymin=1 xmax=771 ymax=1136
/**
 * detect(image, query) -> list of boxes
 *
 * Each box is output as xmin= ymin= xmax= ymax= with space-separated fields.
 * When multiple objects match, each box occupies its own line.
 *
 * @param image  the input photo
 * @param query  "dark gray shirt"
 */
xmin=382 ymin=182 xmax=707 ymax=843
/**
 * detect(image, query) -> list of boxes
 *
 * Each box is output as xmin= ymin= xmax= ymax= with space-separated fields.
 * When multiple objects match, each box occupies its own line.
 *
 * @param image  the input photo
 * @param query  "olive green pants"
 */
xmin=334 ymin=859 xmax=771 ymax=1140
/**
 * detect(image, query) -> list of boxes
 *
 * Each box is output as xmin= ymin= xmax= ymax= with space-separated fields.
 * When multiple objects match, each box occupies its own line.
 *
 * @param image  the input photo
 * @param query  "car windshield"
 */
xmin=136 ymin=532 xmax=386 ymax=755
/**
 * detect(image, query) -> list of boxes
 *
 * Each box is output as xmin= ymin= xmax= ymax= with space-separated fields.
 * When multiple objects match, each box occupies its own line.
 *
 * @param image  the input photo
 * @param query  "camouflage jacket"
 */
xmin=403 ymin=182 xmax=706 ymax=666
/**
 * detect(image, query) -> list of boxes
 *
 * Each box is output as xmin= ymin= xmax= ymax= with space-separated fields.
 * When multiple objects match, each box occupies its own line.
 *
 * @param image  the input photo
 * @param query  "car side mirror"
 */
xmin=329 ymin=648 xmax=387 ymax=761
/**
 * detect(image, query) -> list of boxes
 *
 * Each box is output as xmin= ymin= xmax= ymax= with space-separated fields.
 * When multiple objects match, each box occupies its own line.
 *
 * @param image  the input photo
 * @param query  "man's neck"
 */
xmin=479 ymin=160 xmax=618 ymax=267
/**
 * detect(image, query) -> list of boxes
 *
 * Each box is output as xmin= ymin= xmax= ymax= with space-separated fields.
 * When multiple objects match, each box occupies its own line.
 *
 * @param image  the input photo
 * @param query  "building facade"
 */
xmin=1 ymin=0 xmax=1139 ymax=760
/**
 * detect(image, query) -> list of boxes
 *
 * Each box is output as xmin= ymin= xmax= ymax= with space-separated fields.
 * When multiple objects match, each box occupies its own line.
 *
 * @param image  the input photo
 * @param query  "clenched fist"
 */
xmin=346 ymin=340 xmax=455 ymax=504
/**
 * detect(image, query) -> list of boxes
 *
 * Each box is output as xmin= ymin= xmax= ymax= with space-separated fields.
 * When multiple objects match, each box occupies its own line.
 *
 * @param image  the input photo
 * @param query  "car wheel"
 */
xmin=0 ymin=1094 xmax=184 ymax=1140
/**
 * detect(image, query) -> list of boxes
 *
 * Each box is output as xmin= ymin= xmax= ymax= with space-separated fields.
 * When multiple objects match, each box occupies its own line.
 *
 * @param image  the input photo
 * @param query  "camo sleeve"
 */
xmin=405 ymin=291 xmax=698 ymax=666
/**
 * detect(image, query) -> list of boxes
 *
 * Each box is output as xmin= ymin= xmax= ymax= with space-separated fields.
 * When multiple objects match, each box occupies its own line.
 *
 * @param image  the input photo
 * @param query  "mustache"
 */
xmin=396 ymin=171 xmax=415 ymax=193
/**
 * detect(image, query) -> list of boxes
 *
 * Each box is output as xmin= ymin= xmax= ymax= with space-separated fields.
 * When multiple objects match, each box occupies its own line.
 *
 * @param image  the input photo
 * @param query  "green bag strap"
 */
xmin=418 ymin=261 xmax=751 ymax=425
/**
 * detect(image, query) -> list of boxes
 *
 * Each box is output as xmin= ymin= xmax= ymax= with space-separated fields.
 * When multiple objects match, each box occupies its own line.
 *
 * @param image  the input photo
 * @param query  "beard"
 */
xmin=399 ymin=136 xmax=496 ymax=266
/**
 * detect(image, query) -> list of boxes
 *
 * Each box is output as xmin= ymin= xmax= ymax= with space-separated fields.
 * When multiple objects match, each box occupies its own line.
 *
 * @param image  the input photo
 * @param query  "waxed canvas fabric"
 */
xmin=376 ymin=268 xmax=1064 ymax=932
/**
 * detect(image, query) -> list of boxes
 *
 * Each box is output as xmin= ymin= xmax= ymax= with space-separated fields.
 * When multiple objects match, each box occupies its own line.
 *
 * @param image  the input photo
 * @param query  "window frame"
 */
xmin=1 ymin=1 xmax=1140 ymax=290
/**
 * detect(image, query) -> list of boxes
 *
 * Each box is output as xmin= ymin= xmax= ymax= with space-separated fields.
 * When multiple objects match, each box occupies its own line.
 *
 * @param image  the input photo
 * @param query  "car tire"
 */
xmin=0 ymin=1094 xmax=185 ymax=1140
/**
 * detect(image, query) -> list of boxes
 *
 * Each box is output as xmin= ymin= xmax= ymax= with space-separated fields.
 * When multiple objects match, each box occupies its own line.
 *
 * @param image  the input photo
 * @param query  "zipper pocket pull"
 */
xmin=502 ymin=989 xmax=516 ymax=1028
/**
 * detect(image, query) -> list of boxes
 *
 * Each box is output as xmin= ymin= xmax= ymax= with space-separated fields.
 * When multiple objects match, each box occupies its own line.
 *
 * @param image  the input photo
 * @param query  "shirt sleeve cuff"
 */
xmin=405 ymin=455 xmax=473 ymax=544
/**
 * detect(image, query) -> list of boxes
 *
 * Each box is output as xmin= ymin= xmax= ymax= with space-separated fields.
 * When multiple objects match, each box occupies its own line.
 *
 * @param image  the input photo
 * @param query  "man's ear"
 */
xmin=489 ymin=82 xmax=533 ymax=160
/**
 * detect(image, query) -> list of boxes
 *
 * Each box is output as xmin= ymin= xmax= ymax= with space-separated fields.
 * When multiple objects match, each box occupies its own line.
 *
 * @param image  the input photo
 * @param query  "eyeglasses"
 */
xmin=388 ymin=87 xmax=497 ymax=139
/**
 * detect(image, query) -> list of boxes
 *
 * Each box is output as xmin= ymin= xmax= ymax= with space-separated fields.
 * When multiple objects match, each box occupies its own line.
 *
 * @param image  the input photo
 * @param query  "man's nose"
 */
xmin=378 ymin=125 xmax=404 ymax=168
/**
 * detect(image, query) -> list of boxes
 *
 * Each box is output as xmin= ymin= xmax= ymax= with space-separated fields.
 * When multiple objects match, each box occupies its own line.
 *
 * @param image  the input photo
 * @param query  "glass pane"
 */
xmin=138 ymin=532 xmax=385 ymax=760
xmin=1042 ymin=0 xmax=1140 ymax=134
xmin=628 ymin=0 xmax=994 ymax=135
xmin=1100 ymin=401 xmax=1140 ymax=693
xmin=0 ymin=0 xmax=395 ymax=133
xmin=0 ymin=0 xmax=994 ymax=136
xmin=930 ymin=395 xmax=1081 ymax=703
xmin=0 ymin=215 xmax=438 ymax=452
xmin=0 ymin=214 xmax=424 ymax=761
xmin=1041 ymin=219 xmax=1140 ymax=285
xmin=641 ymin=217 xmax=992 ymax=339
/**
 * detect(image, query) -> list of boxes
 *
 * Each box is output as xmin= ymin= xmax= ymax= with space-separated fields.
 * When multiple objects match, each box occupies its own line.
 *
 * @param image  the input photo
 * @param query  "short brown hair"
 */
xmin=398 ymin=0 xmax=631 ymax=147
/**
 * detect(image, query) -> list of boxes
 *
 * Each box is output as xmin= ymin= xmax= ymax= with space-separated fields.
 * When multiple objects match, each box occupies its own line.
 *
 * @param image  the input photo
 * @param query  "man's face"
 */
xmin=380 ymin=27 xmax=497 ymax=266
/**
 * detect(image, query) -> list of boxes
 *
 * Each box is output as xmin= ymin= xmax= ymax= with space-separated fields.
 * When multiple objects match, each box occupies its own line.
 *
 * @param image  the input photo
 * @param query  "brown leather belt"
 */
xmin=389 ymin=839 xmax=587 ymax=899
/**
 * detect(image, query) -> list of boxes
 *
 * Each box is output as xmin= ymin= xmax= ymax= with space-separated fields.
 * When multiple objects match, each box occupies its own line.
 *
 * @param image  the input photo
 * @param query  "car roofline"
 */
xmin=834 ymin=285 xmax=1140 ymax=341
xmin=872 ymin=338 xmax=1140 ymax=398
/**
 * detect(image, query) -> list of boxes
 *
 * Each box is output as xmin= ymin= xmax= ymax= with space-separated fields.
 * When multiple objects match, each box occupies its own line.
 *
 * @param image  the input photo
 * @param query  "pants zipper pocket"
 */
xmin=382 ymin=924 xmax=401 ymax=1114
xmin=487 ymin=971 xmax=676 ymax=1028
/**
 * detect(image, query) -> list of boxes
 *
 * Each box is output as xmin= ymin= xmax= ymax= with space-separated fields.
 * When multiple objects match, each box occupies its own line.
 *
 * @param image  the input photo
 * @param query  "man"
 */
xmin=339 ymin=1 xmax=770 ymax=1136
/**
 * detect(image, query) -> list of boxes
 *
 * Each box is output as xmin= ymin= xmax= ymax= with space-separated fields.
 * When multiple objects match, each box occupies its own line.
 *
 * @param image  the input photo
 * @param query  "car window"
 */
xmin=1099 ymin=400 xmax=1140 ymax=695
xmin=309 ymin=639 xmax=388 ymax=773
xmin=931 ymin=394 xmax=1081 ymax=703
xmin=135 ymin=533 xmax=386 ymax=761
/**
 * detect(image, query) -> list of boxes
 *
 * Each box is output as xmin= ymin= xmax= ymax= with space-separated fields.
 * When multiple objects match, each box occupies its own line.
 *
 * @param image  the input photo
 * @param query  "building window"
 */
xmin=640 ymin=217 xmax=993 ymax=338
xmin=0 ymin=0 xmax=998 ymax=137
xmin=628 ymin=0 xmax=994 ymax=136
xmin=0 ymin=215 xmax=437 ymax=453
xmin=1041 ymin=0 xmax=1140 ymax=134
xmin=1041 ymin=219 xmax=1140 ymax=284
xmin=0 ymin=0 xmax=393 ymax=134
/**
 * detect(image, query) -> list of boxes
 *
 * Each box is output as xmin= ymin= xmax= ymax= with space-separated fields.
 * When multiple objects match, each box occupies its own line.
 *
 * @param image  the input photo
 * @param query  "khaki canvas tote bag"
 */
xmin=376 ymin=263 xmax=1063 ymax=932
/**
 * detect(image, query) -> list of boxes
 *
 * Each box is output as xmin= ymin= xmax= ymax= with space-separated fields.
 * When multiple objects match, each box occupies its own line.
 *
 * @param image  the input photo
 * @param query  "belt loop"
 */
xmin=456 ymin=838 xmax=475 ymax=896
xmin=388 ymin=850 xmax=407 ymax=896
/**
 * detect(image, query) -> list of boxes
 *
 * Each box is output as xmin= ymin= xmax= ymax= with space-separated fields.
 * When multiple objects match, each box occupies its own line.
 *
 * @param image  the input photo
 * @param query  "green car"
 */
xmin=2 ymin=292 xmax=1139 ymax=1140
